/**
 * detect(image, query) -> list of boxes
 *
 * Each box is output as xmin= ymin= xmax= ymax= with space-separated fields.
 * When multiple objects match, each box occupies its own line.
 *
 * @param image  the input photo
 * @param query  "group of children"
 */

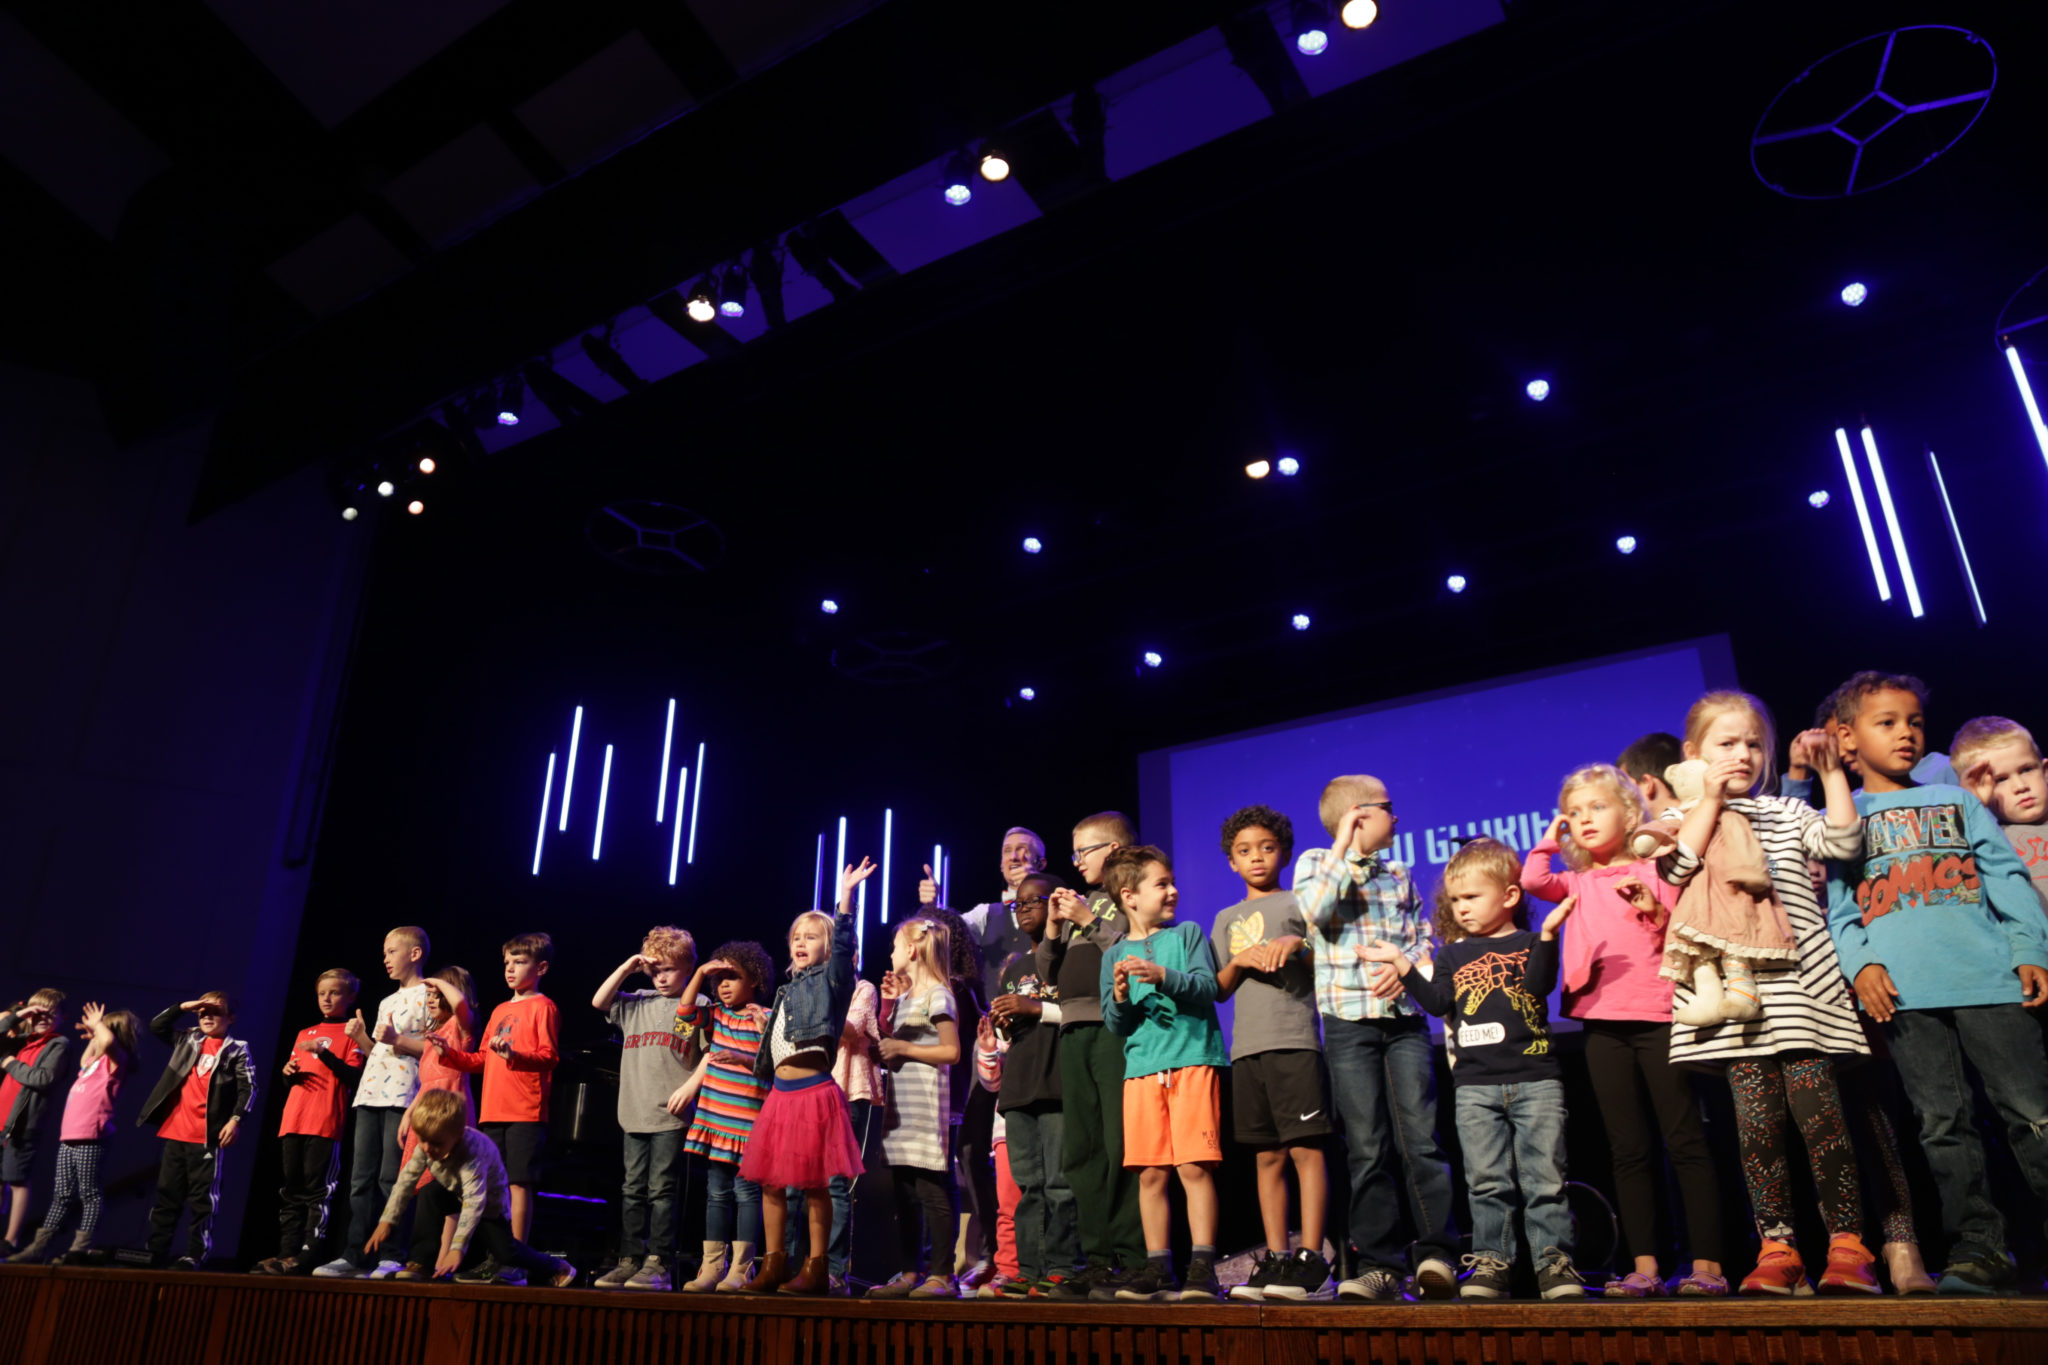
xmin=5 ymin=670 xmax=2048 ymax=1303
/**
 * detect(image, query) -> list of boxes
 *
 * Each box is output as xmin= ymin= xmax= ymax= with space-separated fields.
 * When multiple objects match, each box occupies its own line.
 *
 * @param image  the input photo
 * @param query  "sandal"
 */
xmin=1673 ymin=1268 xmax=1731 ymax=1297
xmin=1604 ymin=1270 xmax=1666 ymax=1298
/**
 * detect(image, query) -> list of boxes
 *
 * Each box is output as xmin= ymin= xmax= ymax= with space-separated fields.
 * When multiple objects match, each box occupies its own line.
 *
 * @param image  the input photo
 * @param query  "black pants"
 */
xmin=960 ymin=1083 xmax=1000 ymax=1263
xmin=412 ymin=1179 xmax=558 ymax=1279
xmin=1582 ymin=1020 xmax=1725 ymax=1263
xmin=892 ymin=1165 xmax=958 ymax=1278
xmin=148 ymin=1140 xmax=220 ymax=1264
xmin=277 ymin=1135 xmax=340 ymax=1259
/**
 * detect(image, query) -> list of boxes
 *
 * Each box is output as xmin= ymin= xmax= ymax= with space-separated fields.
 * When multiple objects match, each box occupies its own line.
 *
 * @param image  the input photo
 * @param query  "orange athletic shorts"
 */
xmin=1121 ymin=1066 xmax=1223 ymax=1167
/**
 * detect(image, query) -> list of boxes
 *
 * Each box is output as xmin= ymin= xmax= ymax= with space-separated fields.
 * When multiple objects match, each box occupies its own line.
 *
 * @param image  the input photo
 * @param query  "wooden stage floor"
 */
xmin=4 ymin=1264 xmax=2046 ymax=1365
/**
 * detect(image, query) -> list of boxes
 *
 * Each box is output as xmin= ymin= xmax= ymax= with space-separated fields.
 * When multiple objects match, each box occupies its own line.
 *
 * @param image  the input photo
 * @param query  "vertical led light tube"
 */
xmin=1926 ymin=449 xmax=1987 ymax=626
xmin=558 ymin=706 xmax=584 ymax=831
xmin=1835 ymin=428 xmax=1892 ymax=602
xmin=812 ymin=833 xmax=826 ymax=910
xmin=836 ymin=817 xmax=848 ymax=890
xmin=667 ymin=767 xmax=689 ymax=885
xmin=531 ymin=752 xmax=556 ymax=876
xmin=881 ymin=808 xmax=894 ymax=924
xmin=2005 ymin=345 xmax=2048 ymax=474
xmin=1859 ymin=426 xmax=1923 ymax=619
xmin=591 ymin=745 xmax=615 ymax=859
xmin=687 ymin=742 xmax=705 ymax=864
xmin=656 ymin=699 xmax=675 ymax=822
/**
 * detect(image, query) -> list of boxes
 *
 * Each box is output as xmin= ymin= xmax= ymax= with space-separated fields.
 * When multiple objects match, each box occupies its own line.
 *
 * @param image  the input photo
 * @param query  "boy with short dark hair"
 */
xmin=138 ymin=993 xmax=256 ymax=1268
xmin=1210 ymin=805 xmax=1334 ymax=1302
xmin=589 ymin=924 xmax=699 ymax=1290
xmin=1295 ymin=774 xmax=1460 ymax=1301
xmin=446 ymin=931 xmax=560 ymax=1260
xmin=1 ymin=989 xmax=72 ymax=1255
xmin=1953 ymin=715 xmax=2048 ymax=909
xmin=984 ymin=870 xmax=1074 ymax=1297
xmin=1824 ymin=672 xmax=2048 ymax=1294
xmin=1617 ymin=733 xmax=1686 ymax=811
xmin=367 ymin=1089 xmax=575 ymax=1288
xmin=258 ymin=969 xmax=364 ymax=1274
xmin=1040 ymin=810 xmax=1146 ymax=1300
xmin=1100 ymin=845 xmax=1227 ymax=1302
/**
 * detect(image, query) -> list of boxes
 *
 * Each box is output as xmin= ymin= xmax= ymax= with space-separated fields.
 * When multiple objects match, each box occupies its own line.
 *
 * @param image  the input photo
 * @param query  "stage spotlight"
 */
xmin=1292 ymin=0 xmax=1330 ymax=53
xmin=980 ymin=149 xmax=1011 ymax=182
xmin=1143 ymin=651 xmax=1164 ymax=668
xmin=407 ymin=500 xmax=424 ymax=515
xmin=1525 ymin=379 xmax=1551 ymax=402
xmin=1277 ymin=456 xmax=1300 ymax=476
xmin=1809 ymin=490 xmax=1831 ymax=509
xmin=1341 ymin=0 xmax=1378 ymax=27
xmin=1841 ymin=282 xmax=1868 ymax=307
xmin=1019 ymin=687 xmax=1036 ymax=701
xmin=1447 ymin=574 xmax=1468 ymax=593
xmin=943 ymin=149 xmax=975 ymax=206
xmin=1616 ymin=535 xmax=1638 ymax=555
xmin=341 ymin=507 xmax=358 ymax=521
xmin=376 ymin=480 xmax=394 ymax=497
xmin=1292 ymin=613 xmax=1311 ymax=631
xmin=685 ymin=278 xmax=717 ymax=323
xmin=418 ymin=456 xmax=436 ymax=474
xmin=1023 ymin=536 xmax=1043 ymax=554
xmin=719 ymin=265 xmax=748 ymax=319
xmin=1246 ymin=459 xmax=1272 ymax=479
xmin=821 ymin=598 xmax=839 ymax=614
xmin=496 ymin=375 xmax=523 ymax=426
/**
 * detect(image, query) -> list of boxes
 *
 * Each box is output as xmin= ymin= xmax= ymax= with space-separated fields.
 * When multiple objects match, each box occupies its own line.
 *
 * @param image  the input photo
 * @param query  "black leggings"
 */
xmin=891 ymin=1165 xmax=958 ymax=1278
xmin=960 ymin=1083 xmax=1000 ymax=1262
xmin=1727 ymin=1055 xmax=1861 ymax=1245
xmin=1582 ymin=1020 xmax=1725 ymax=1263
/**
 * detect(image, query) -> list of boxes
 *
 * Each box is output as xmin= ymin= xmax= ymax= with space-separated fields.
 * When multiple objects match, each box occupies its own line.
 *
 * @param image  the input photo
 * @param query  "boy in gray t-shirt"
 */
xmin=589 ymin=927 xmax=701 ymax=1289
xmin=1209 ymin=806 xmax=1335 ymax=1303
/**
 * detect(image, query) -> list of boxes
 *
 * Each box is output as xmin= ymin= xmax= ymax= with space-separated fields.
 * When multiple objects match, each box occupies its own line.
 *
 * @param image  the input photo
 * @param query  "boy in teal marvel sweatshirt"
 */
xmin=1099 ymin=846 xmax=1227 ymax=1304
xmin=1822 ymin=673 xmax=2048 ymax=1295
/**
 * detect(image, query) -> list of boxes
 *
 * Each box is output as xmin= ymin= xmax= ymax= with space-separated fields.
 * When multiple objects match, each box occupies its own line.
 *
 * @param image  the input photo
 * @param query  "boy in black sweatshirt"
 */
xmin=138 ymin=993 xmax=256 ymax=1268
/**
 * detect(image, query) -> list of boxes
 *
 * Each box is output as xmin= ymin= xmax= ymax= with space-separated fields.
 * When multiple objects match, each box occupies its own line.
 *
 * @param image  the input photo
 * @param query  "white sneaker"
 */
xmin=1338 ymin=1268 xmax=1405 ymax=1301
xmin=363 ymin=1260 xmax=405 ymax=1280
xmin=311 ymin=1256 xmax=363 ymax=1278
xmin=1413 ymin=1256 xmax=1458 ymax=1300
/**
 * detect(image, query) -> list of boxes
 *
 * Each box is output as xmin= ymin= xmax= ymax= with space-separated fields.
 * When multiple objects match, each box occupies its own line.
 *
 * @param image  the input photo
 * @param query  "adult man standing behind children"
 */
xmin=1294 ymin=775 xmax=1459 ymax=1301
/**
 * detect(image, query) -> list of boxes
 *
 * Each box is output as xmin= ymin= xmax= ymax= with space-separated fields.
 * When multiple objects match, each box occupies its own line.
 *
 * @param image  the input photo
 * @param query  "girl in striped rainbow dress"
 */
xmin=674 ymin=942 xmax=774 ymax=1292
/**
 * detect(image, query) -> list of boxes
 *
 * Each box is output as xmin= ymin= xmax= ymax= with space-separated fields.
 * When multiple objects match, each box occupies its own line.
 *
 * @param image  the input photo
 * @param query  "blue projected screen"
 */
xmin=1137 ymin=637 xmax=1737 ymax=1046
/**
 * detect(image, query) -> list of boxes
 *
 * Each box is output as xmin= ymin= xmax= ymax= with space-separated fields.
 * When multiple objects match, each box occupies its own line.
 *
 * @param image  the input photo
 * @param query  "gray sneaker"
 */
xmin=1338 ymin=1267 xmax=1405 ymax=1301
xmin=311 ymin=1256 xmax=363 ymax=1279
xmin=625 ymin=1256 xmax=671 ymax=1291
xmin=1459 ymin=1253 xmax=1512 ymax=1300
xmin=1537 ymin=1254 xmax=1586 ymax=1300
xmin=594 ymin=1256 xmax=640 ymax=1288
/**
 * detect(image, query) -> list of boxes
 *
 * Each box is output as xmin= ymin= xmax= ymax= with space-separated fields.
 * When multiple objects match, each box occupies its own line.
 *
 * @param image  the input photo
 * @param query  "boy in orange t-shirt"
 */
xmin=443 ymin=933 xmax=558 ymax=1249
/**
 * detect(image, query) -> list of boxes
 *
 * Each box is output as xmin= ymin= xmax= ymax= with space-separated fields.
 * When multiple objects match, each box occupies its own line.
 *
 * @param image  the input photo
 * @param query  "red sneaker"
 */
xmin=1739 ymin=1240 xmax=1814 ymax=1297
xmin=1818 ymin=1234 xmax=1881 ymax=1296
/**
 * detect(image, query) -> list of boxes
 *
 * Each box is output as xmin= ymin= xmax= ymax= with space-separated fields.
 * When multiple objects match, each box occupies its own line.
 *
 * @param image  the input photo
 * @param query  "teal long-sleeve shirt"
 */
xmin=1100 ymin=920 xmax=1228 ymax=1079
xmin=1826 ymin=784 xmax=2048 ymax=1009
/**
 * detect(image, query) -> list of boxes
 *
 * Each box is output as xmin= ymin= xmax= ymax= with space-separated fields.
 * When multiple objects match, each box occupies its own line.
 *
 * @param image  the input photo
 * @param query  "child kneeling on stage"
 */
xmin=365 ymin=1089 xmax=574 ymax=1287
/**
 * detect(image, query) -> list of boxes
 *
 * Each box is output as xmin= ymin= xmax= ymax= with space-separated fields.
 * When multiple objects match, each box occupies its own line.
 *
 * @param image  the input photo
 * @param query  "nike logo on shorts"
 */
xmin=1299 ymin=1110 xmax=1321 ymax=1121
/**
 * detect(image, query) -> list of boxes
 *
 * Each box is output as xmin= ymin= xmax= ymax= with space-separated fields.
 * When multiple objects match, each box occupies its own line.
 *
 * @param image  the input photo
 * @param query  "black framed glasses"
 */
xmin=1355 ymin=801 xmax=1394 ymax=814
xmin=1071 ymin=841 xmax=1113 ymax=866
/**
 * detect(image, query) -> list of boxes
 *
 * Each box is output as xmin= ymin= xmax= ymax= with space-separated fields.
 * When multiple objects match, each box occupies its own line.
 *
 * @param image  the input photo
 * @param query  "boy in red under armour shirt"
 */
xmin=442 ymin=933 xmax=558 ymax=1253
xmin=137 ymin=992 xmax=256 ymax=1267
xmin=258 ymin=969 xmax=365 ymax=1274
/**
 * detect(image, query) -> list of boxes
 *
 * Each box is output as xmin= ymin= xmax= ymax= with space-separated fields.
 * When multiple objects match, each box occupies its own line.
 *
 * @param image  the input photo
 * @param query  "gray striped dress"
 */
xmin=1663 ymin=796 xmax=1869 ymax=1064
xmin=881 ymin=985 xmax=956 ymax=1170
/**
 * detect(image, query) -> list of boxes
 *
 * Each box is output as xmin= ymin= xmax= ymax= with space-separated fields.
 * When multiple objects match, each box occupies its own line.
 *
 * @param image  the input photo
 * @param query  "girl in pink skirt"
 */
xmin=735 ymin=857 xmax=876 ymax=1295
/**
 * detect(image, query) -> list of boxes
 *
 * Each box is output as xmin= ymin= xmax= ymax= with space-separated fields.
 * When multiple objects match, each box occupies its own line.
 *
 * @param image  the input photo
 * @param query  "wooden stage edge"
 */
xmin=5 ymin=1264 xmax=2048 ymax=1365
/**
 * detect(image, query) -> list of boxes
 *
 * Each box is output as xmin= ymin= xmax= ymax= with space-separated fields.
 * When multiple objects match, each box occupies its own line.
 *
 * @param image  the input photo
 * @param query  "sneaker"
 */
xmin=1338 ymin=1267 xmax=1405 ymax=1301
xmin=311 ymin=1256 xmax=363 ymax=1279
xmin=1460 ymin=1253 xmax=1512 ymax=1300
xmin=454 ymin=1256 xmax=520 ymax=1285
xmin=1264 ymin=1248 xmax=1337 ymax=1303
xmin=828 ymin=1275 xmax=849 ymax=1296
xmin=865 ymin=1271 xmax=921 ymax=1300
xmin=908 ymin=1274 xmax=958 ymax=1299
xmin=1739 ymin=1240 xmax=1814 ymax=1297
xmin=546 ymin=1258 xmax=577 ymax=1288
xmin=1030 ymin=1272 xmax=1075 ymax=1298
xmin=996 ymin=1274 xmax=1036 ymax=1299
xmin=1179 ymin=1256 xmax=1221 ymax=1302
xmin=976 ymin=1272 xmax=1020 ymax=1300
xmin=1115 ymin=1260 xmax=1180 ymax=1303
xmin=1089 ymin=1263 xmax=1141 ymax=1302
xmin=1049 ymin=1264 xmax=1106 ymax=1301
xmin=170 ymin=1256 xmax=201 ymax=1272
xmin=363 ymin=1260 xmax=406 ymax=1280
xmin=1413 ymin=1254 xmax=1458 ymax=1300
xmin=1817 ymin=1235 xmax=1880 ymax=1296
xmin=593 ymin=1256 xmax=640 ymax=1289
xmin=1536 ymin=1253 xmax=1586 ymax=1301
xmin=1938 ymin=1251 xmax=2017 ymax=1296
xmin=248 ymin=1256 xmax=286 ymax=1276
xmin=625 ymin=1256 xmax=671 ymax=1291
xmin=957 ymin=1259 xmax=995 ymax=1293
xmin=392 ymin=1262 xmax=429 ymax=1281
xmin=1229 ymin=1251 xmax=1280 ymax=1303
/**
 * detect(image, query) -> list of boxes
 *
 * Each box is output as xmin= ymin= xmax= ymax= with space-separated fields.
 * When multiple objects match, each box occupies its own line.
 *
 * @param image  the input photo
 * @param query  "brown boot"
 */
xmin=778 ymin=1255 xmax=830 ymax=1295
xmin=740 ymin=1250 xmax=791 ymax=1294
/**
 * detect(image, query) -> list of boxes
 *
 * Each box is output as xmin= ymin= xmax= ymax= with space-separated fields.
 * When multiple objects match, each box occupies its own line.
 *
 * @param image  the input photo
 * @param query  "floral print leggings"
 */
xmin=1727 ymin=1055 xmax=1863 ymax=1245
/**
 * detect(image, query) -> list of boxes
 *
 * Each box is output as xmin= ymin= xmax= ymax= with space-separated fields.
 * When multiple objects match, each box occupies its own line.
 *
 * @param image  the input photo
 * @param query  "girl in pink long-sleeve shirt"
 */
xmin=1521 ymin=763 xmax=1727 ymax=1297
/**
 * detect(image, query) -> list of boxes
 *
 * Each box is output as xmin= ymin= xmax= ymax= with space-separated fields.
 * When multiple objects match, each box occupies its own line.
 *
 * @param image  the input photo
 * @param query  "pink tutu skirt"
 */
xmin=736 ymin=1073 xmax=866 ymax=1189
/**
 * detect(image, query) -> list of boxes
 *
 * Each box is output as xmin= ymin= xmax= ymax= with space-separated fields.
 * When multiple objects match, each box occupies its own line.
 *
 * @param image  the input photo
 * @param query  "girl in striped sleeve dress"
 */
xmin=867 ymin=916 xmax=963 ymax=1300
xmin=676 ymin=942 xmax=773 ymax=1292
xmin=1661 ymin=692 xmax=1877 ymax=1297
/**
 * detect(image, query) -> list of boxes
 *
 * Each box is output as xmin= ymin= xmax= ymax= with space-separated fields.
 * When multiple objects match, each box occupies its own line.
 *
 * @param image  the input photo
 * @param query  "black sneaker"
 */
xmin=1536 ymin=1253 xmax=1586 ymax=1301
xmin=1179 ymin=1256 xmax=1222 ymax=1302
xmin=1115 ymin=1260 xmax=1180 ymax=1302
xmin=454 ymin=1255 xmax=510 ymax=1285
xmin=1048 ymin=1264 xmax=1105 ymax=1301
xmin=170 ymin=1256 xmax=201 ymax=1272
xmin=1459 ymin=1253 xmax=1512 ymax=1300
xmin=1228 ymin=1250 xmax=1280 ymax=1302
xmin=1088 ymin=1263 xmax=1141 ymax=1302
xmin=1264 ymin=1247 xmax=1336 ymax=1302
xmin=1938 ymin=1252 xmax=2017 ymax=1296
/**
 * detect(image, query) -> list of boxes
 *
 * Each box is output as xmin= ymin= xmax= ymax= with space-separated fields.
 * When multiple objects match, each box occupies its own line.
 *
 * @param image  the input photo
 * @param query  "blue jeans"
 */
xmin=1454 ymin=1079 xmax=1572 ymax=1264
xmin=704 ymin=1158 xmax=762 ymax=1247
xmin=345 ymin=1106 xmax=406 ymax=1267
xmin=1323 ymin=1013 xmax=1458 ymax=1269
xmin=1886 ymin=1004 xmax=2048 ymax=1261
xmin=1003 ymin=1105 xmax=1077 ymax=1281
xmin=622 ymin=1129 xmax=684 ymax=1261
xmin=782 ymin=1098 xmax=873 ymax=1278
